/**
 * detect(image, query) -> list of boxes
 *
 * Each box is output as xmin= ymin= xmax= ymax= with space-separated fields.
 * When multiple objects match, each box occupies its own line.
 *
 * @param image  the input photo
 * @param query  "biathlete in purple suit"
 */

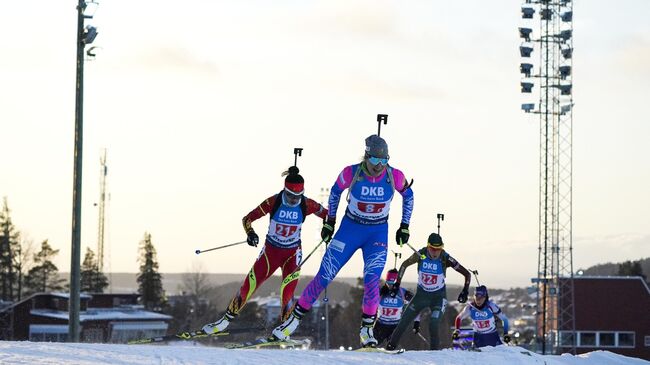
xmin=272 ymin=135 xmax=415 ymax=347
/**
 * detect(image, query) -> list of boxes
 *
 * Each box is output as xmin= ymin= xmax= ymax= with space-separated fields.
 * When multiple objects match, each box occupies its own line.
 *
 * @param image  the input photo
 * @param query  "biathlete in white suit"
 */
xmin=453 ymin=285 xmax=511 ymax=348
xmin=374 ymin=269 xmax=420 ymax=346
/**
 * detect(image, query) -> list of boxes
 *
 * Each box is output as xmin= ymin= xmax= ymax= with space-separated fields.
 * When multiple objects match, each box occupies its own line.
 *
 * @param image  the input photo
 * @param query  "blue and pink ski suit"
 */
xmin=297 ymin=163 xmax=414 ymax=316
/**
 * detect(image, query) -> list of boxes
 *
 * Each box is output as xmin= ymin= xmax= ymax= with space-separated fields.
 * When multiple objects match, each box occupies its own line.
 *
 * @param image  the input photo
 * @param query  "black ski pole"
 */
xmin=416 ymin=331 xmax=428 ymax=345
xmin=471 ymin=269 xmax=481 ymax=286
xmin=293 ymin=147 xmax=303 ymax=167
xmin=401 ymin=239 xmax=426 ymax=260
xmin=195 ymin=240 xmax=247 ymax=255
xmin=297 ymin=238 xmax=326 ymax=269
xmin=377 ymin=114 xmax=388 ymax=136
xmin=281 ymin=239 xmax=326 ymax=287
xmin=391 ymin=250 xmax=402 ymax=270
xmin=437 ymin=213 xmax=445 ymax=235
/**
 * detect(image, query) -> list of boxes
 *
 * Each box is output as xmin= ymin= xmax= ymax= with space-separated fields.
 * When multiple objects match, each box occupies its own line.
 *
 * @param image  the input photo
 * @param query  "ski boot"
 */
xmin=202 ymin=310 xmax=235 ymax=334
xmin=271 ymin=304 xmax=308 ymax=340
xmin=359 ymin=313 xmax=378 ymax=348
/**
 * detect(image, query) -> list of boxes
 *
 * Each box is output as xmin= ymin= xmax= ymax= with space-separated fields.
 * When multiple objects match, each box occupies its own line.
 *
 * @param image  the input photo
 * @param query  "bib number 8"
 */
xmin=357 ymin=202 xmax=386 ymax=214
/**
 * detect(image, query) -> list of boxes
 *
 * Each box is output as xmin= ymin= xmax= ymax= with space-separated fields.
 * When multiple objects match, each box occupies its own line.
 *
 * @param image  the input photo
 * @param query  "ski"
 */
xmin=128 ymin=327 xmax=263 ymax=345
xmin=225 ymin=337 xmax=311 ymax=349
xmin=353 ymin=347 xmax=405 ymax=355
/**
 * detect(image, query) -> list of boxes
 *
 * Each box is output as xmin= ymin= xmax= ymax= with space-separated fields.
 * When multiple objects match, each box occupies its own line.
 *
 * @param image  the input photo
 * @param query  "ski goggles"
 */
xmin=427 ymin=243 xmax=444 ymax=250
xmin=284 ymin=188 xmax=304 ymax=197
xmin=283 ymin=188 xmax=303 ymax=205
xmin=368 ymin=156 xmax=389 ymax=166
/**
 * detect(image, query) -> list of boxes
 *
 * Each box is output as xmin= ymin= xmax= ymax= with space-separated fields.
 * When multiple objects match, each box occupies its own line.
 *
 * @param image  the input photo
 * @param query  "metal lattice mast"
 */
xmin=519 ymin=0 xmax=575 ymax=355
xmin=97 ymin=149 xmax=107 ymax=272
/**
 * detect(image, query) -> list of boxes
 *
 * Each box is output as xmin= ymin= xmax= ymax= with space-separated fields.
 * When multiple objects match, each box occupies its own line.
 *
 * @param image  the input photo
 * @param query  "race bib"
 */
xmin=418 ymin=272 xmax=445 ymax=292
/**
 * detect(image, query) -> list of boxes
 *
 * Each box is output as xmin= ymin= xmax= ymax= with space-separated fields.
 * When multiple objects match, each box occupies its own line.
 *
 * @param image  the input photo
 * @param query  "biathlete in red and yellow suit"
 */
xmin=202 ymin=166 xmax=328 ymax=335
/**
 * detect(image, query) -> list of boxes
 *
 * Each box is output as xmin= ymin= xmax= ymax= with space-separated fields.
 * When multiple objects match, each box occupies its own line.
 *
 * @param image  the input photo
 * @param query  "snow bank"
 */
xmin=0 ymin=341 xmax=647 ymax=365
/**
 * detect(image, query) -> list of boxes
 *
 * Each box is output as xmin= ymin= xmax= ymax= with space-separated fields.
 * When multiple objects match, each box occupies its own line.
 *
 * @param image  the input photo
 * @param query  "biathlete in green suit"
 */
xmin=386 ymin=232 xmax=472 ymax=350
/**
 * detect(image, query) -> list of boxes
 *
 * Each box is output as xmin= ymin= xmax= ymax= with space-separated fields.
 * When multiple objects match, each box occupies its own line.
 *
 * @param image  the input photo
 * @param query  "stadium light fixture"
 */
xmin=522 ymin=7 xmax=535 ymax=19
xmin=559 ymin=66 xmax=571 ymax=79
xmin=520 ymin=45 xmax=534 ymax=57
xmin=559 ymin=30 xmax=572 ymax=41
xmin=557 ymin=84 xmax=572 ymax=95
xmin=521 ymin=82 xmax=534 ymax=93
xmin=82 ymin=25 xmax=98 ymax=44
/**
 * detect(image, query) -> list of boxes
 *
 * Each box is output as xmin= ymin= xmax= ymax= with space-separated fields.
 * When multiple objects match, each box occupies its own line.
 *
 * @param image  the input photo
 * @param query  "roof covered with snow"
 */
xmin=31 ymin=307 xmax=172 ymax=322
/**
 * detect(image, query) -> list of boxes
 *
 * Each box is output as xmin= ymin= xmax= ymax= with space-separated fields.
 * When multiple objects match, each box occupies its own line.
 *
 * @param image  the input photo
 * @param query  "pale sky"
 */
xmin=1 ymin=0 xmax=649 ymax=290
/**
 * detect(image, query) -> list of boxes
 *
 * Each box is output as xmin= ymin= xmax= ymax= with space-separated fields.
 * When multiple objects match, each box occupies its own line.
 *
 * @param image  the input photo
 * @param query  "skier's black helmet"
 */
xmin=475 ymin=285 xmax=488 ymax=298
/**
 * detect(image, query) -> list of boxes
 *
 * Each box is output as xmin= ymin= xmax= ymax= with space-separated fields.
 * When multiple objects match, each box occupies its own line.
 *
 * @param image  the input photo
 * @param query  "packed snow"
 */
xmin=0 ymin=341 xmax=648 ymax=365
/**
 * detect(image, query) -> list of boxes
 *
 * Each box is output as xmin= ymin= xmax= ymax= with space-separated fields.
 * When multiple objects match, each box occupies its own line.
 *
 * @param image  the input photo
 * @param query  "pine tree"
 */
xmin=14 ymin=236 xmax=36 ymax=301
xmin=136 ymin=232 xmax=166 ymax=311
xmin=23 ymin=240 xmax=66 ymax=295
xmin=0 ymin=197 xmax=21 ymax=301
xmin=80 ymin=247 xmax=109 ymax=293
xmin=618 ymin=260 xmax=647 ymax=281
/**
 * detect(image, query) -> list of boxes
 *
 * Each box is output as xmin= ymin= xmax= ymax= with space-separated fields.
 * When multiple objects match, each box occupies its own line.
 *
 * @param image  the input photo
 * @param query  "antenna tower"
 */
xmin=97 ymin=149 xmax=107 ymax=272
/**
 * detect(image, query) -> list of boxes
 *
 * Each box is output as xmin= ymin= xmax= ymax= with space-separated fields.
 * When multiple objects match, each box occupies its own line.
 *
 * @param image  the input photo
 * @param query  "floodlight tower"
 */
xmin=519 ymin=0 xmax=575 ymax=355
xmin=70 ymin=0 xmax=100 ymax=342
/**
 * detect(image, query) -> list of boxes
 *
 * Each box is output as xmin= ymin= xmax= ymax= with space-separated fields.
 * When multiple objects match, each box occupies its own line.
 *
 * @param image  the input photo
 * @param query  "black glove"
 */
xmin=503 ymin=334 xmax=511 ymax=344
xmin=458 ymin=287 xmax=469 ymax=303
xmin=395 ymin=223 xmax=410 ymax=246
xmin=452 ymin=330 xmax=460 ymax=341
xmin=321 ymin=217 xmax=336 ymax=243
xmin=412 ymin=321 xmax=420 ymax=334
xmin=246 ymin=230 xmax=259 ymax=247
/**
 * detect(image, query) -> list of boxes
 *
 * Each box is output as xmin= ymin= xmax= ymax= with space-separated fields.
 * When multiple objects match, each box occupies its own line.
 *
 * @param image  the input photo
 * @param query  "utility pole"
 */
xmin=70 ymin=0 xmax=98 ymax=342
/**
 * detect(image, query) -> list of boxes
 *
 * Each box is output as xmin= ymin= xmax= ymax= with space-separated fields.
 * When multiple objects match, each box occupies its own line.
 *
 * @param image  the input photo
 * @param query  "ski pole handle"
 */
xmin=293 ymin=147 xmax=303 ymax=167
xmin=377 ymin=114 xmax=388 ymax=136
xmin=195 ymin=240 xmax=247 ymax=255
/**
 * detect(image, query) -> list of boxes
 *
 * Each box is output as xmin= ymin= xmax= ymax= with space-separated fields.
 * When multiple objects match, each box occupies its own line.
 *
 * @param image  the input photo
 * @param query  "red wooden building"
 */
xmin=559 ymin=276 xmax=650 ymax=360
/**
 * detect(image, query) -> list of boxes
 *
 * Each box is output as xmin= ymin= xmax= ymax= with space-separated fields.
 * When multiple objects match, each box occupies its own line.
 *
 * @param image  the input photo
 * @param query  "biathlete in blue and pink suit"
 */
xmin=272 ymin=135 xmax=414 ymax=347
